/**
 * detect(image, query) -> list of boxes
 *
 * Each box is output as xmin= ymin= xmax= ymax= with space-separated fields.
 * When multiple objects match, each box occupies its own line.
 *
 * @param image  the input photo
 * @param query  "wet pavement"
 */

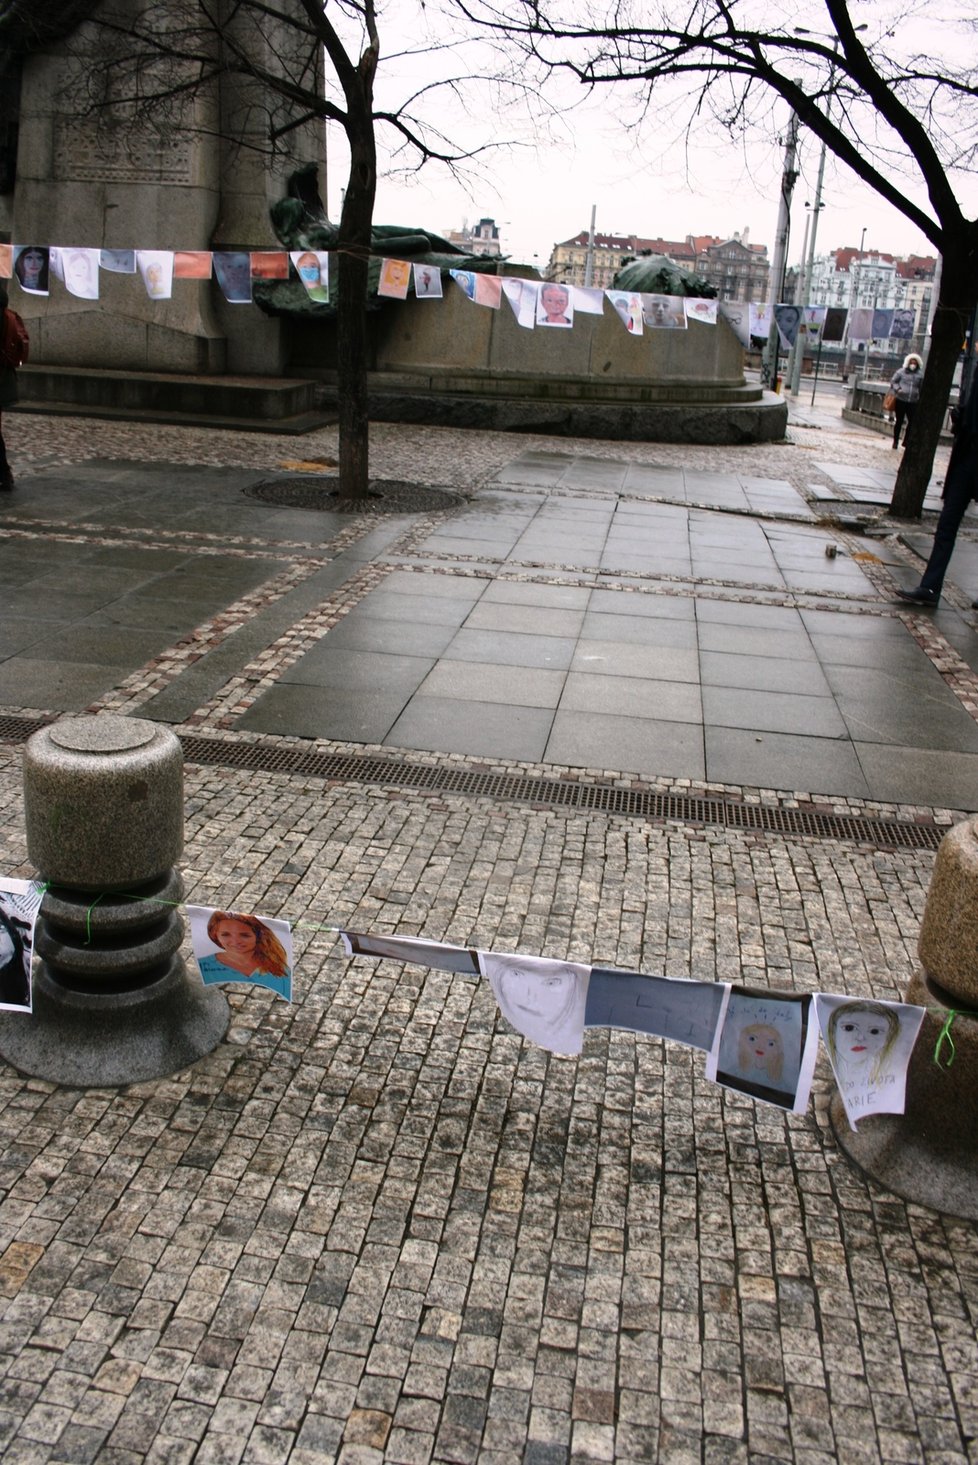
xmin=0 ymin=400 xmax=977 ymax=1464
xmin=0 ymin=423 xmax=976 ymax=810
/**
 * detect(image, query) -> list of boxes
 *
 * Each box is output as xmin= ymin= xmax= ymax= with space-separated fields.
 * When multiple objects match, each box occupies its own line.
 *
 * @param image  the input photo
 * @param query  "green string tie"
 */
xmin=933 ymin=1010 xmax=957 ymax=1069
xmin=84 ymin=895 xmax=103 ymax=946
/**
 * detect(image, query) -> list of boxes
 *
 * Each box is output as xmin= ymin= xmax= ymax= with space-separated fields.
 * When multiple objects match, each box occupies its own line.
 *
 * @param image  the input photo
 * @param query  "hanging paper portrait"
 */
xmin=99 ymin=249 xmax=136 ymax=274
xmin=378 ymin=258 xmax=411 ymax=299
xmin=413 ymin=263 xmax=443 ymax=299
xmin=537 ymin=281 xmax=573 ymax=327
xmin=643 ymin=294 xmax=686 ymax=329
xmin=473 ymin=274 xmax=502 ymax=308
xmin=291 ymin=251 xmax=330 ymax=303
xmin=686 ymin=298 xmax=718 ymax=326
xmin=774 ymin=304 xmax=803 ymax=349
xmin=872 ymin=308 xmax=894 ymax=340
xmin=187 ymin=906 xmax=293 ymax=1001
xmin=501 ymin=277 xmax=537 ymax=327
xmin=607 ymin=291 xmax=643 ymax=335
xmin=340 ymin=929 xmax=480 ymax=975
xmin=0 ymin=878 xmax=44 ymax=1013
xmin=801 ymin=306 xmax=827 ymax=342
xmin=250 ymin=252 xmax=289 ymax=280
xmin=480 ymin=951 xmax=590 ymax=1056
xmin=848 ymin=307 xmax=874 ymax=342
xmin=748 ymin=302 xmax=773 ymax=344
xmin=720 ymin=302 xmax=750 ymax=347
xmin=707 ymin=986 xmax=819 ymax=1112
xmin=822 ymin=306 xmax=848 ymax=343
xmin=586 ymin=969 xmax=728 ymax=1052
xmin=890 ymin=307 xmax=915 ymax=341
xmin=213 ymin=252 xmax=252 ymax=303
xmin=53 ymin=248 xmax=100 ymax=300
xmin=136 ymin=251 xmax=174 ymax=300
xmin=815 ymin=994 xmax=924 ymax=1129
xmin=13 ymin=246 xmax=50 ymax=296
xmin=570 ymin=286 xmax=605 ymax=316
xmin=0 ymin=244 xmax=11 ymax=279
xmin=173 ymin=251 xmax=213 ymax=280
xmin=450 ymin=270 xmax=478 ymax=300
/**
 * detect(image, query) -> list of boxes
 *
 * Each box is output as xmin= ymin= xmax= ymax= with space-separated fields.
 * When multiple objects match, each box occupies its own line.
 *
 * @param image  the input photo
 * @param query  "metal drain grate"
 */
xmin=0 ymin=714 xmax=53 ymax=741
xmin=176 ymin=734 xmax=943 ymax=852
xmin=0 ymin=715 xmax=945 ymax=851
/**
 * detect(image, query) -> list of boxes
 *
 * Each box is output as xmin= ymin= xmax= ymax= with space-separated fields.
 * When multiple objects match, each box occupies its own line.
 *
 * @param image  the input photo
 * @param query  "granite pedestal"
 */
xmin=0 ymin=715 xmax=228 ymax=1086
xmin=831 ymin=817 xmax=978 ymax=1220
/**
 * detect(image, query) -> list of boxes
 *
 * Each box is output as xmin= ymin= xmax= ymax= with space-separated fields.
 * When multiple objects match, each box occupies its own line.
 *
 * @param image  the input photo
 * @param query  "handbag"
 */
xmin=883 ymin=392 xmax=896 ymax=412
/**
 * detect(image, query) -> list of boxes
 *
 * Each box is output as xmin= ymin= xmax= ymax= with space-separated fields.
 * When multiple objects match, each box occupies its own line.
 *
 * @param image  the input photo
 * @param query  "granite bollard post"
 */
xmin=831 ymin=817 xmax=978 ymax=1220
xmin=0 ymin=715 xmax=229 ymax=1086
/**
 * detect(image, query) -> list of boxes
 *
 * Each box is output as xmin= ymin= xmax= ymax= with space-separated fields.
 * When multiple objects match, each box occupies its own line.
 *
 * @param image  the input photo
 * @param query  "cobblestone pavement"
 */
xmin=0 ymin=403 xmax=976 ymax=1464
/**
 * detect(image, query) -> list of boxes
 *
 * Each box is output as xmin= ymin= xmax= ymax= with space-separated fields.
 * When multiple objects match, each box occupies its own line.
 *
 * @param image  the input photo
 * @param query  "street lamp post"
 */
xmin=842 ymin=225 xmax=867 ymax=381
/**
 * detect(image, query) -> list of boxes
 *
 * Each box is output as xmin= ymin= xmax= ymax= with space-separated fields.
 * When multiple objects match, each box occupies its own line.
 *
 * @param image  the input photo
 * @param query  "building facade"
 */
xmin=443 ymin=218 xmax=502 ymax=258
xmin=546 ymin=229 xmax=769 ymax=300
xmin=806 ymin=248 xmax=937 ymax=337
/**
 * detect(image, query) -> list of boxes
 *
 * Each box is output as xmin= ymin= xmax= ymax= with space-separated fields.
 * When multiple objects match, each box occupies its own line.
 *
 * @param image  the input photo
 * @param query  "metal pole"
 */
xmin=842 ymin=226 xmax=867 ymax=382
xmin=763 ymin=111 xmax=799 ymax=389
xmin=584 ymin=205 xmax=596 ymax=289
xmin=787 ymin=209 xmax=812 ymax=393
xmin=810 ymin=332 xmax=826 ymax=406
xmin=791 ymin=195 xmax=826 ymax=393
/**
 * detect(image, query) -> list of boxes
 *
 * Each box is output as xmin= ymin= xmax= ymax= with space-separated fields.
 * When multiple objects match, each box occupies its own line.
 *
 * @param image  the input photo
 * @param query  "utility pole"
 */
xmin=762 ymin=111 xmax=799 ymax=390
xmin=788 ymin=147 xmax=827 ymax=394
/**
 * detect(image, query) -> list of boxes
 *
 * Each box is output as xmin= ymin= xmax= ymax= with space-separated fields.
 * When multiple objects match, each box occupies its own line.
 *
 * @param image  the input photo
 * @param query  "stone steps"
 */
xmin=12 ymin=365 xmax=335 ymax=434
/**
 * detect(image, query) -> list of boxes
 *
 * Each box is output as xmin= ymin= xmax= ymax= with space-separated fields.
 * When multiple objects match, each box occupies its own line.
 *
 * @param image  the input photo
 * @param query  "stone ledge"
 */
xmin=338 ymin=384 xmax=788 ymax=445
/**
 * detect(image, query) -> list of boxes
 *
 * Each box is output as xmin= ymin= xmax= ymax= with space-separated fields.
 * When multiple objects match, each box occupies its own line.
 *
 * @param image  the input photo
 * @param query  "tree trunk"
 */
xmin=890 ymin=233 xmax=978 ymax=518
xmin=336 ymin=114 xmax=377 ymax=500
xmin=336 ymin=246 xmax=371 ymax=499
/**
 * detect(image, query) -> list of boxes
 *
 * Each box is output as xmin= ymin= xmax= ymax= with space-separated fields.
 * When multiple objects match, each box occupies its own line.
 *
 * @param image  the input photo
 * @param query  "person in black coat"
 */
xmin=0 ymin=281 xmax=18 ymax=490
xmin=895 ymin=375 xmax=978 ymax=607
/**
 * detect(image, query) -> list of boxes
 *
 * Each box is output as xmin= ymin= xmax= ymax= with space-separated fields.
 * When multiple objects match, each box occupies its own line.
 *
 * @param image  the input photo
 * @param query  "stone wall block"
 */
xmin=24 ymin=715 xmax=184 ymax=890
xmin=917 ymin=817 xmax=978 ymax=1003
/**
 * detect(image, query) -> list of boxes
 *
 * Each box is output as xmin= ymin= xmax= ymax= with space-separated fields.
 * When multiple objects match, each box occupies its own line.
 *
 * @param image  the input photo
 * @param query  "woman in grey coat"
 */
xmin=888 ymin=351 xmax=923 ymax=450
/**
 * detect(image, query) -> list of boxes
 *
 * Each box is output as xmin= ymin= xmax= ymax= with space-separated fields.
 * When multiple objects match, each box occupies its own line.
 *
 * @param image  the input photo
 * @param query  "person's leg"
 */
xmin=903 ymin=403 xmax=916 ymax=447
xmin=0 ymin=413 xmax=12 ymax=489
xmin=892 ymin=401 xmax=905 ymax=447
xmin=896 ymin=460 xmax=976 ymax=603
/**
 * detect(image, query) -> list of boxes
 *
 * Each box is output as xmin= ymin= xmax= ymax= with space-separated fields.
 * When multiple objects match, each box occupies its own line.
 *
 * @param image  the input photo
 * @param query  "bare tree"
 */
xmin=452 ymin=0 xmax=978 ymax=518
xmin=56 ymin=0 xmax=517 ymax=499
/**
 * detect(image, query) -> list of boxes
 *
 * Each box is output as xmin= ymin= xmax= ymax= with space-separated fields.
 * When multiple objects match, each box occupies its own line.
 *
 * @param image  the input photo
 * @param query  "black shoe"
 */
xmin=0 ymin=473 xmax=13 ymax=491
xmin=894 ymin=586 xmax=938 ymax=606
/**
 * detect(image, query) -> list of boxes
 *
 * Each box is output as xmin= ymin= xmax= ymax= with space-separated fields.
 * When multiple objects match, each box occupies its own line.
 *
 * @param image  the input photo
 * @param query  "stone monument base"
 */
xmin=0 ymin=958 xmax=229 ymax=1088
xmin=830 ymin=968 xmax=978 ymax=1221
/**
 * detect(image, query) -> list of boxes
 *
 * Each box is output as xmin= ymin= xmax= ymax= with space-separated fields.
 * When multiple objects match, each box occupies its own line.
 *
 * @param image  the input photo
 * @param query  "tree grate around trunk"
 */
xmin=244 ymin=476 xmax=466 ymax=514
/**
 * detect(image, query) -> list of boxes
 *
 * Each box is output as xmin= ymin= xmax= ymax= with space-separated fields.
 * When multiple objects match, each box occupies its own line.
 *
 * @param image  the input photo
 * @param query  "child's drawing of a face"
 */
xmin=836 ymin=1012 xmax=888 ymax=1059
xmin=483 ymin=955 xmax=588 ymax=1056
xmin=828 ymin=1001 xmax=900 ymax=1081
xmin=737 ymin=1022 xmax=784 ymax=1082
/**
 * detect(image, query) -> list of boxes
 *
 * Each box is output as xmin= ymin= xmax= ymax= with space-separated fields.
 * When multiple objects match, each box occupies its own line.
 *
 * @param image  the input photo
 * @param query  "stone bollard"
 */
xmin=831 ymin=817 xmax=978 ymax=1220
xmin=0 ymin=714 xmax=228 ymax=1086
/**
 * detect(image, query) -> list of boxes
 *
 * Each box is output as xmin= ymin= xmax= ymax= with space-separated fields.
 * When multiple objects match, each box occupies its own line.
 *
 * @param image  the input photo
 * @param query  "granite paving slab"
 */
xmin=415 ymin=660 xmax=566 ymax=709
xmin=704 ymin=726 xmax=872 ymax=797
xmin=545 ymin=709 xmax=706 ymax=778
xmin=387 ymin=696 xmax=555 ymax=760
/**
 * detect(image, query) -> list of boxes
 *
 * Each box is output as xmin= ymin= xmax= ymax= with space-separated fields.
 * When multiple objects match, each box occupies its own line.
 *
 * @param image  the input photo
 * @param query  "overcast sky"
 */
xmin=319 ymin=0 xmax=974 ymax=276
